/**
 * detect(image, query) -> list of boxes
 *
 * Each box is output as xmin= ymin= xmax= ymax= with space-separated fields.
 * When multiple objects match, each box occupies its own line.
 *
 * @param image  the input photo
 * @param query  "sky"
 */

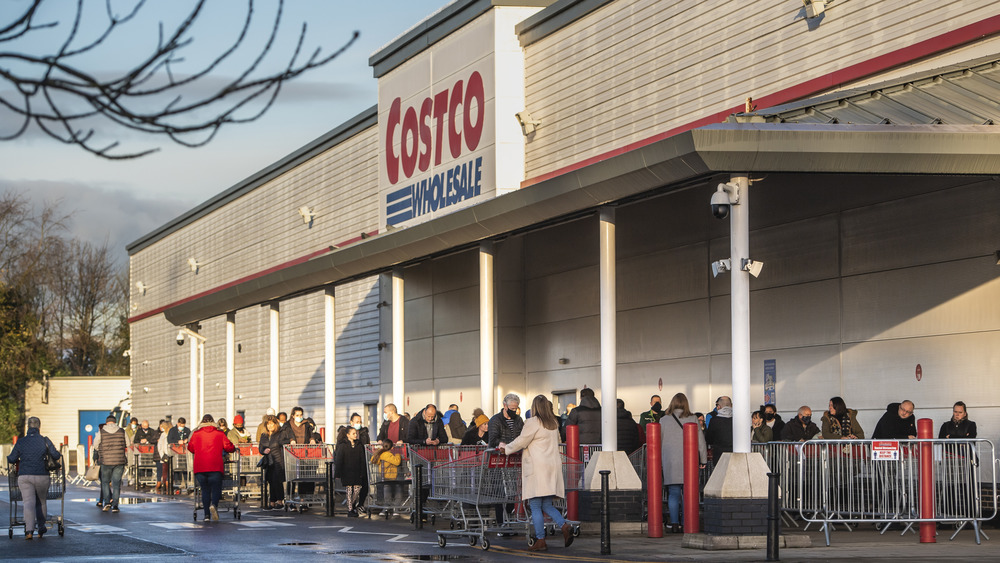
xmin=0 ymin=0 xmax=453 ymax=264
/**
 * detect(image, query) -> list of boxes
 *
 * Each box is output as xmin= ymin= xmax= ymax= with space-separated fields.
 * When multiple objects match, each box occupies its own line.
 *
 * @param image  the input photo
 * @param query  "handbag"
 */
xmin=84 ymin=464 xmax=101 ymax=481
xmin=256 ymin=455 xmax=270 ymax=469
xmin=45 ymin=452 xmax=61 ymax=473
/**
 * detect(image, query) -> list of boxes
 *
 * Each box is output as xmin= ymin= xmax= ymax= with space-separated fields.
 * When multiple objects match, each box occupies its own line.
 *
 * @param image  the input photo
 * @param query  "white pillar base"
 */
xmin=583 ymin=450 xmax=642 ymax=491
xmin=703 ymin=452 xmax=770 ymax=499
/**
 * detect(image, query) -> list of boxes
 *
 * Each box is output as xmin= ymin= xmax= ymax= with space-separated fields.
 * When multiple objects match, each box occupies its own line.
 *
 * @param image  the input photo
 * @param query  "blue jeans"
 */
xmin=666 ymin=484 xmax=683 ymax=525
xmin=196 ymin=472 xmax=223 ymax=517
xmin=100 ymin=465 xmax=125 ymax=508
xmin=528 ymin=496 xmax=565 ymax=539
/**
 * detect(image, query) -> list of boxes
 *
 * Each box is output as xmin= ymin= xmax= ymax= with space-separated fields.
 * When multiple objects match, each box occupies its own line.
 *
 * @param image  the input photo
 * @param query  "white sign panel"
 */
xmin=871 ymin=440 xmax=900 ymax=461
xmin=378 ymin=7 xmax=536 ymax=229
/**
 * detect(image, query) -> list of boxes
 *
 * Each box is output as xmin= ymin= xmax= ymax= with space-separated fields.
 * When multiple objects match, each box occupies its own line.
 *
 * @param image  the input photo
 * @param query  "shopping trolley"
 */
xmin=192 ymin=455 xmax=242 ymax=521
xmin=236 ymin=444 xmax=263 ymax=502
xmin=7 ymin=446 xmax=66 ymax=538
xmin=365 ymin=444 xmax=411 ymax=518
xmin=407 ymin=445 xmax=454 ymax=524
xmin=283 ymin=444 xmax=333 ymax=512
xmin=130 ymin=444 xmax=158 ymax=490
xmin=169 ymin=444 xmax=194 ymax=492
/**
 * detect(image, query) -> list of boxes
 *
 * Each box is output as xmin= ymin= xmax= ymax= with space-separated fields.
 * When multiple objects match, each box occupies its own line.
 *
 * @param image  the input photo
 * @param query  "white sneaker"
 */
xmin=209 ymin=506 xmax=219 ymax=521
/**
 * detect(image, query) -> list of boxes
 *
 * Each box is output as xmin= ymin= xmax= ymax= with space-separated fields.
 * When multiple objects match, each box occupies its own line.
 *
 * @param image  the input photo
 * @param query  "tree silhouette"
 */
xmin=0 ymin=0 xmax=358 ymax=159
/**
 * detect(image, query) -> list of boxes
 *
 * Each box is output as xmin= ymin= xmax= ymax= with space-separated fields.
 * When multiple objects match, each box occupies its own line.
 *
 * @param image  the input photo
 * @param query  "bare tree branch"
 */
xmin=0 ymin=0 xmax=358 ymax=159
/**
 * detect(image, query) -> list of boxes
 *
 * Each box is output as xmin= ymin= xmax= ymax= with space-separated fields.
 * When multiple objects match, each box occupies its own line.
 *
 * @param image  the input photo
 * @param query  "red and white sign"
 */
xmin=871 ymin=440 xmax=900 ymax=461
xmin=377 ymin=7 xmax=541 ymax=229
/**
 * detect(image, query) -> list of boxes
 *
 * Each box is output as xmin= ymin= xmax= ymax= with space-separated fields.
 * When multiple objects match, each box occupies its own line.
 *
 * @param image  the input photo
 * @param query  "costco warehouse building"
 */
xmin=127 ymin=0 xmax=1000 ymax=449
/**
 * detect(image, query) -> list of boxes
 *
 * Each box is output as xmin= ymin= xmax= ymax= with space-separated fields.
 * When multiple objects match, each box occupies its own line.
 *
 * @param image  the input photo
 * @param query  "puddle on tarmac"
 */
xmin=74 ymin=497 xmax=172 ymax=504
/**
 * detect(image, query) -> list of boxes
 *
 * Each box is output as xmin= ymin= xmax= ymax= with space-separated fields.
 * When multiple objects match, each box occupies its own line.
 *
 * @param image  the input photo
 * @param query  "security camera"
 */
xmin=711 ymin=182 xmax=740 ymax=219
xmin=176 ymin=331 xmax=185 ymax=346
xmin=711 ymin=189 xmax=731 ymax=219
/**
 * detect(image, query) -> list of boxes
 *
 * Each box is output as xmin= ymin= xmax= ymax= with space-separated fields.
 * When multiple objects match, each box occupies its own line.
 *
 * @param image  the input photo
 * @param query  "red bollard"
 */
xmin=683 ymin=422 xmax=700 ymax=534
xmin=566 ymin=425 xmax=580 ymax=521
xmin=87 ymin=434 xmax=93 ymax=467
xmin=646 ymin=422 xmax=663 ymax=537
xmin=918 ymin=418 xmax=935 ymax=543
xmin=63 ymin=435 xmax=69 ymax=447
xmin=319 ymin=427 xmax=326 ymax=442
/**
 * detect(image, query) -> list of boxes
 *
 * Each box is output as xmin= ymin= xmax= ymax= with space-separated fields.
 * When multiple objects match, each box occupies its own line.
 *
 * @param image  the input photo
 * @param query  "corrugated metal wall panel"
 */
xmin=279 ymin=291 xmax=326 ymax=419
xmin=333 ymin=277 xmax=381 ymax=426
xmin=522 ymin=0 xmax=999 ymax=180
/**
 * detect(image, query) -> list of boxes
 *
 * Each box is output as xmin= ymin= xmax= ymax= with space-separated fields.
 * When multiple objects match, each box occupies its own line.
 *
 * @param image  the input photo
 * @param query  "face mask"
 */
xmin=716 ymin=407 xmax=733 ymax=417
xmin=506 ymin=408 xmax=518 ymax=418
xmin=652 ymin=402 xmax=662 ymax=412
xmin=279 ymin=421 xmax=285 ymax=427
xmin=764 ymin=412 xmax=775 ymax=421
xmin=352 ymin=423 xmax=362 ymax=430
xmin=294 ymin=416 xmax=303 ymax=424
xmin=383 ymin=413 xmax=389 ymax=422
xmin=801 ymin=416 xmax=811 ymax=425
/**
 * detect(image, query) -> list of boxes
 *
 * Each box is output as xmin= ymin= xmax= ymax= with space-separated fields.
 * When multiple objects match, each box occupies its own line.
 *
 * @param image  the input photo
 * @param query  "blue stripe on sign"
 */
xmin=387 ymin=199 xmax=410 ymax=215
xmin=386 ymin=186 xmax=411 ymax=203
xmin=387 ymin=210 xmax=412 ymax=225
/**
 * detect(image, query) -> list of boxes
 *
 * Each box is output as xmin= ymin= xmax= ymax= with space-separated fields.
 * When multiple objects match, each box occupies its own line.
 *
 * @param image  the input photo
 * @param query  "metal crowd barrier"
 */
xmin=777 ymin=439 xmax=997 ymax=546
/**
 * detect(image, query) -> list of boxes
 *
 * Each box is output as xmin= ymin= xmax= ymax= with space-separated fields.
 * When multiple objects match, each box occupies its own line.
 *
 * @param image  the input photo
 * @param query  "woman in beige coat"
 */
xmin=500 ymin=395 xmax=574 ymax=552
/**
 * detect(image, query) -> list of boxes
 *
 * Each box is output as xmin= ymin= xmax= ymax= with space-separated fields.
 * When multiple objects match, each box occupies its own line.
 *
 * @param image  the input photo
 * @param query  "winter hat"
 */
xmin=233 ymin=415 xmax=244 ymax=425
xmin=474 ymin=414 xmax=489 ymax=428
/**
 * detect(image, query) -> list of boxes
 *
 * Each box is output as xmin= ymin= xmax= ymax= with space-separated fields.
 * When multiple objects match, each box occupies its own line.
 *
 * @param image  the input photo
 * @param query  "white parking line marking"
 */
xmin=149 ymin=522 xmax=203 ymax=530
xmin=69 ymin=524 xmax=128 ymax=533
xmin=232 ymin=520 xmax=295 ymax=527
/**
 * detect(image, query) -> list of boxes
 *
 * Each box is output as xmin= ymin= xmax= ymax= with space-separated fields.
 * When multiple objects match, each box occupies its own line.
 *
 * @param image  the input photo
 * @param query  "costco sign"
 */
xmin=383 ymin=71 xmax=487 ymax=226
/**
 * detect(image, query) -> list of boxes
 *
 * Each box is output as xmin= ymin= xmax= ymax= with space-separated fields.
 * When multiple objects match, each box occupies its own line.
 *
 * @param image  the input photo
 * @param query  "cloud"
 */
xmin=0 ymin=178 xmax=193 ymax=265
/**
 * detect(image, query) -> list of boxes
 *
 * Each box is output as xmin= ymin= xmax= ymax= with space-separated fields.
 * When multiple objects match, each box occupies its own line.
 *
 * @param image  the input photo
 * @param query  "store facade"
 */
xmin=128 ymin=0 xmax=1000 ymax=444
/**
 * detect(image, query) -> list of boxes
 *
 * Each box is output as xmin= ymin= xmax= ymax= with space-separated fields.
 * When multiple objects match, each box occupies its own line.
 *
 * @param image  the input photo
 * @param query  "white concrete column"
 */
xmin=324 ymin=288 xmax=336 ymax=441
xmin=479 ymin=242 xmax=495 ymax=415
xmin=391 ymin=268 xmax=405 ymax=409
xmin=198 ymin=340 xmax=205 ymax=421
xmin=269 ymin=303 xmax=280 ymax=411
xmin=189 ymin=336 xmax=198 ymax=426
xmin=226 ymin=313 xmax=235 ymax=422
xmin=599 ymin=207 xmax=618 ymax=452
xmin=729 ymin=174 xmax=752 ymax=454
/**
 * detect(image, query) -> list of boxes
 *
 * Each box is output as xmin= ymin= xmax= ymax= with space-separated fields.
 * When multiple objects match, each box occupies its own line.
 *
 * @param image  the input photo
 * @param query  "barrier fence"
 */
xmin=751 ymin=439 xmax=996 ymax=545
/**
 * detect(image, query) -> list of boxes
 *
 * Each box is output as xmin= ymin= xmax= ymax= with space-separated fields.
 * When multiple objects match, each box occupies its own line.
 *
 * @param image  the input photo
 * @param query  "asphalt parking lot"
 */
xmin=1 ymin=479 xmax=995 ymax=562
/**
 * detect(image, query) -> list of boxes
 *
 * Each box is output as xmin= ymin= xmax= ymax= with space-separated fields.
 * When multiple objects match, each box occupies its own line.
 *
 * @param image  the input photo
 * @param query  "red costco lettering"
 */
xmin=385 ymin=70 xmax=486 ymax=184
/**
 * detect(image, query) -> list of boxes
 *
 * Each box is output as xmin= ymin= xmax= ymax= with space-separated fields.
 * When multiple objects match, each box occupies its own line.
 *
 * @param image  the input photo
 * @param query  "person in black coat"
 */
xmin=258 ymin=415 xmax=293 ymax=508
xmin=872 ymin=401 xmax=917 ymax=439
xmin=761 ymin=404 xmax=785 ymax=442
xmin=407 ymin=405 xmax=447 ymax=446
xmin=939 ymin=401 xmax=977 ymax=439
xmin=616 ymin=399 xmax=640 ymax=454
xmin=335 ymin=426 xmax=367 ymax=517
xmin=566 ymin=388 xmax=602 ymax=445
xmin=6 ymin=417 xmax=61 ymax=538
xmin=377 ymin=404 xmax=410 ymax=446
xmin=462 ymin=414 xmax=491 ymax=445
xmin=781 ymin=406 xmax=820 ymax=441
xmin=705 ymin=396 xmax=733 ymax=461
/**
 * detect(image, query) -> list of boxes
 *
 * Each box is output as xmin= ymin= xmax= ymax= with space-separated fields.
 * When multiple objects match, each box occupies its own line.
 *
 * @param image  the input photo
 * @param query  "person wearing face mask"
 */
xmin=781 ymin=406 xmax=820 ymax=441
xmin=377 ymin=404 xmax=410 ymax=446
xmin=125 ymin=418 xmax=139 ymax=443
xmin=167 ymin=417 xmax=191 ymax=445
xmin=228 ymin=415 xmax=251 ymax=444
xmin=760 ymin=404 xmax=785 ymax=442
xmin=288 ymin=407 xmax=317 ymax=445
xmin=639 ymin=394 xmax=665 ymax=430
xmin=277 ymin=412 xmax=288 ymax=428
xmin=349 ymin=413 xmax=371 ymax=445
xmin=704 ymin=396 xmax=733 ymax=462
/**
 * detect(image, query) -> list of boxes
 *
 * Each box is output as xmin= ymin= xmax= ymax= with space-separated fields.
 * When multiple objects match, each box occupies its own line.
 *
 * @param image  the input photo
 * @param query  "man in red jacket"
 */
xmin=187 ymin=414 xmax=236 ymax=521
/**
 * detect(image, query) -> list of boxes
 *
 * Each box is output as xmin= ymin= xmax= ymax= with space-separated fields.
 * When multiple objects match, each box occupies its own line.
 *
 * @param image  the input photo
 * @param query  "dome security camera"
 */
xmin=711 ymin=186 xmax=731 ymax=220
xmin=176 ymin=331 xmax=186 ymax=346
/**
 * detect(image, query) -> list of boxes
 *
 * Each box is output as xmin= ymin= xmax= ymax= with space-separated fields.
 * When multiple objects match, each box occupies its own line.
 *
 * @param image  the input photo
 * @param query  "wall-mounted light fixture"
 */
xmin=741 ymin=258 xmax=764 ymax=278
xmin=803 ymin=0 xmax=826 ymax=19
xmin=187 ymin=258 xmax=201 ymax=273
xmin=377 ymin=342 xmax=388 ymax=351
xmin=298 ymin=206 xmax=315 ymax=226
xmin=122 ymin=349 xmax=132 ymax=358
xmin=135 ymin=281 xmax=148 ymax=295
xmin=376 ymin=300 xmax=389 ymax=308
xmin=515 ymin=111 xmax=541 ymax=136
xmin=143 ymin=387 xmax=150 ymax=393
xmin=558 ymin=358 xmax=569 ymax=365
xmin=711 ymin=258 xmax=732 ymax=278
